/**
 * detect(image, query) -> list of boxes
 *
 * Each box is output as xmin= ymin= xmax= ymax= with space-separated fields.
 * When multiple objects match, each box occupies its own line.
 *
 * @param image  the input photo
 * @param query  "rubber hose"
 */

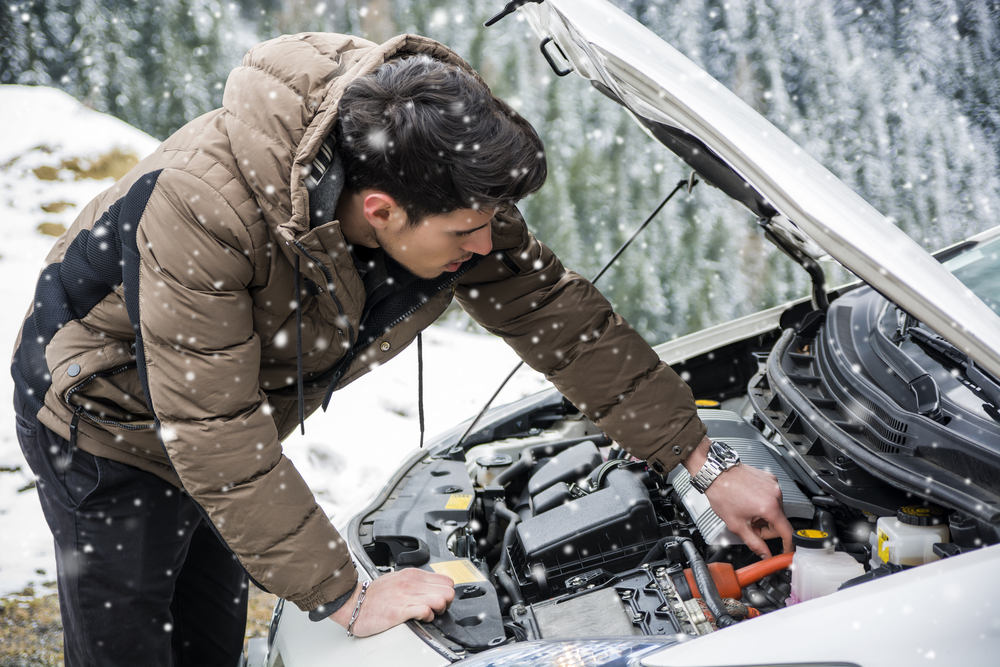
xmin=735 ymin=552 xmax=794 ymax=587
xmin=681 ymin=539 xmax=738 ymax=628
xmin=639 ymin=536 xmax=675 ymax=566
xmin=496 ymin=568 xmax=523 ymax=609
xmin=814 ymin=509 xmax=836 ymax=539
xmin=494 ymin=451 xmax=534 ymax=488
xmin=478 ymin=510 xmax=501 ymax=559
xmin=491 ymin=501 xmax=525 ymax=606
xmin=525 ymin=434 xmax=611 ymax=461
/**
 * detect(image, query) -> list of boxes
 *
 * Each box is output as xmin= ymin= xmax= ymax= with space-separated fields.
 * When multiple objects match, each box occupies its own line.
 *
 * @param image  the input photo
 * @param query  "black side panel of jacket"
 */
xmin=12 ymin=171 xmax=162 ymax=417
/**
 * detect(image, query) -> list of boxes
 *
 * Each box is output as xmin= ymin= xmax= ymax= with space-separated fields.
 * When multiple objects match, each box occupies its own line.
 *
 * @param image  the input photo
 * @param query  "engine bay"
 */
xmin=353 ymin=287 xmax=1000 ymax=658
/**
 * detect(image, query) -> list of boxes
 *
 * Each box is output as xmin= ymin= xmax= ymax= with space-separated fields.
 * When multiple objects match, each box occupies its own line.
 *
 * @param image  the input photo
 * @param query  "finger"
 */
xmin=404 ymin=601 xmax=443 ymax=623
xmin=737 ymin=524 xmax=773 ymax=559
xmin=763 ymin=509 xmax=795 ymax=554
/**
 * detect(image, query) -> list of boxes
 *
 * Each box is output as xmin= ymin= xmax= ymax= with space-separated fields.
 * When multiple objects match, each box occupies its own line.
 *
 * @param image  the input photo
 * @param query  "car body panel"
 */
xmin=640 ymin=543 xmax=1000 ymax=667
xmin=264 ymin=601 xmax=450 ymax=667
xmin=523 ymin=0 xmax=1000 ymax=379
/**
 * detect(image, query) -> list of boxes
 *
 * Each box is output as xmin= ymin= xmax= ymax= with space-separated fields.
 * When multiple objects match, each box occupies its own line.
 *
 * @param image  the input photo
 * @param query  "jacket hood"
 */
xmin=221 ymin=33 xmax=490 ymax=260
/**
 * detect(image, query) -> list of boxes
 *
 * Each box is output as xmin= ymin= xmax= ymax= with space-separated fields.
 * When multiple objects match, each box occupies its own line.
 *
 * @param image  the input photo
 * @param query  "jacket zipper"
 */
xmin=345 ymin=254 xmax=483 ymax=362
xmin=64 ymin=363 xmax=155 ymax=430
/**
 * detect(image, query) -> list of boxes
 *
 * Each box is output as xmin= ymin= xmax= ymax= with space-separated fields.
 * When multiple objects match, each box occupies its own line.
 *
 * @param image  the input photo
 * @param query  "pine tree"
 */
xmin=0 ymin=3 xmax=28 ymax=84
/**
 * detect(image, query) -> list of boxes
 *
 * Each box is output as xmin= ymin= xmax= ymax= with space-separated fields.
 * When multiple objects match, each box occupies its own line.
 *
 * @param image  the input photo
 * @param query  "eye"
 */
xmin=454 ymin=223 xmax=488 ymax=237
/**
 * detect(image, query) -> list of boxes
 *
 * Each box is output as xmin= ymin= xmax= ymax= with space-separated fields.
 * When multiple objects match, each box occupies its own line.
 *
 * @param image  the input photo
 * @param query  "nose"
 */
xmin=462 ymin=224 xmax=493 ymax=256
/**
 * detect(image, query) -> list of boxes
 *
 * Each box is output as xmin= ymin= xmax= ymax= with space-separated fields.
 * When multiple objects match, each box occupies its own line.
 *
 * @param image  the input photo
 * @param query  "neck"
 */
xmin=335 ymin=191 xmax=379 ymax=248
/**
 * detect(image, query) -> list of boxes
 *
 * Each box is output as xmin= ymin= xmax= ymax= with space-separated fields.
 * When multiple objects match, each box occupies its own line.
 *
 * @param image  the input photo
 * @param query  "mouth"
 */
xmin=444 ymin=255 xmax=474 ymax=272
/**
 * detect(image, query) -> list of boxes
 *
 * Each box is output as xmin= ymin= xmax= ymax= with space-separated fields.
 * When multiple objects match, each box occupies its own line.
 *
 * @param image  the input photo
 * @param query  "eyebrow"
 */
xmin=454 ymin=222 xmax=490 ymax=236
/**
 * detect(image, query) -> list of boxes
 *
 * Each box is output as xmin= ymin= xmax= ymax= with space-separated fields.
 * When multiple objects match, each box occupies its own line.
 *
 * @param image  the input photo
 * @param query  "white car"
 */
xmin=247 ymin=1 xmax=1000 ymax=665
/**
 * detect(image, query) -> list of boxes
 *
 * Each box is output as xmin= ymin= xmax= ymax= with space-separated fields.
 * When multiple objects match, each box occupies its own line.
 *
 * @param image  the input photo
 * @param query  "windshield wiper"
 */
xmin=907 ymin=327 xmax=1000 ymax=422
xmin=871 ymin=316 xmax=941 ymax=419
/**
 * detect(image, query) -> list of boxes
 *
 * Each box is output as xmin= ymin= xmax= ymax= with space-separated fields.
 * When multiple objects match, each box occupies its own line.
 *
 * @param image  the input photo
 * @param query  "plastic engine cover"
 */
xmin=510 ymin=467 xmax=661 ymax=599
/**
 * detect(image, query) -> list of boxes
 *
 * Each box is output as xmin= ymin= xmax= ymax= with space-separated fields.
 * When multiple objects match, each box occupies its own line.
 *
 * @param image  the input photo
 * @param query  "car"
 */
xmin=246 ymin=0 xmax=1000 ymax=665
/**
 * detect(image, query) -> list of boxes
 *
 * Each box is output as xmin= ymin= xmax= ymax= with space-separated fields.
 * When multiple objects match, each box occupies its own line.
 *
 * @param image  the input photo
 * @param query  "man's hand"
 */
xmin=683 ymin=436 xmax=794 ymax=558
xmin=329 ymin=568 xmax=455 ymax=638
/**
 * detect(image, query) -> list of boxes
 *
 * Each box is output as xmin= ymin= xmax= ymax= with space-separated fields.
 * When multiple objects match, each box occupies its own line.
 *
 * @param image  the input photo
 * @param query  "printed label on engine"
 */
xmin=430 ymin=559 xmax=487 ymax=584
xmin=445 ymin=493 xmax=473 ymax=510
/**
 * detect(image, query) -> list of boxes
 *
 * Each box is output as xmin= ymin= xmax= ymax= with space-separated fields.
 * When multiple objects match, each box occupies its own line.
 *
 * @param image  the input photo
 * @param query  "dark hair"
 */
xmin=336 ymin=55 xmax=547 ymax=225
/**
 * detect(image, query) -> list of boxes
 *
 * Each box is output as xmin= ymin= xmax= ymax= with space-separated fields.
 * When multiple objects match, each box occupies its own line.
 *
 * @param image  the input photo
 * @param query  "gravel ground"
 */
xmin=0 ymin=586 xmax=277 ymax=666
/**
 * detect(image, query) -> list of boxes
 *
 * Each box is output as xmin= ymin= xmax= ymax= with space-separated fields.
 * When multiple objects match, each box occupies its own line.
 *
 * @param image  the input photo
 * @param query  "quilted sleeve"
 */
xmin=456 ymin=207 xmax=706 ymax=472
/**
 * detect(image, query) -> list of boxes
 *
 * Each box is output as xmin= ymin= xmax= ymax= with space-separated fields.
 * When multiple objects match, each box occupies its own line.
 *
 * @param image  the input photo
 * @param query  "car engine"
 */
xmin=355 ymin=376 xmax=996 ymax=656
xmin=359 ymin=406 xmax=807 ymax=652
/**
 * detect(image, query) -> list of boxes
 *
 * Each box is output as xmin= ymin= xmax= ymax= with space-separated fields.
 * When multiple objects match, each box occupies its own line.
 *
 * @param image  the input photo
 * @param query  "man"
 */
xmin=12 ymin=32 xmax=792 ymax=665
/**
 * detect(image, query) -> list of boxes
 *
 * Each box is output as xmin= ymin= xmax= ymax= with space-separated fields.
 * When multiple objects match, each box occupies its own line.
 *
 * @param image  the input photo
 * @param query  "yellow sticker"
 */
xmin=901 ymin=505 xmax=942 ymax=517
xmin=445 ymin=494 xmax=473 ymax=510
xmin=430 ymin=559 xmax=487 ymax=584
xmin=797 ymin=529 xmax=828 ymax=539
xmin=878 ymin=528 xmax=890 ymax=563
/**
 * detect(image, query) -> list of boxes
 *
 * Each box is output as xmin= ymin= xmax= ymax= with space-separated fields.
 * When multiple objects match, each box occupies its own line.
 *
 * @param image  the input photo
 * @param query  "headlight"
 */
xmin=454 ymin=639 xmax=677 ymax=667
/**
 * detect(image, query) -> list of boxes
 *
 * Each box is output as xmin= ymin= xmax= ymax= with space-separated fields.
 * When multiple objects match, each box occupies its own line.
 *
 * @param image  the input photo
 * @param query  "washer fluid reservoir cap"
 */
xmin=896 ymin=504 xmax=946 ymax=526
xmin=476 ymin=453 xmax=513 ymax=468
xmin=793 ymin=528 xmax=834 ymax=549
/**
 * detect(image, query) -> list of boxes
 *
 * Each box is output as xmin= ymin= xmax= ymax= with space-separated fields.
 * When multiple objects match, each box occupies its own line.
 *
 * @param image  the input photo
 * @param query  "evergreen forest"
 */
xmin=3 ymin=0 xmax=999 ymax=342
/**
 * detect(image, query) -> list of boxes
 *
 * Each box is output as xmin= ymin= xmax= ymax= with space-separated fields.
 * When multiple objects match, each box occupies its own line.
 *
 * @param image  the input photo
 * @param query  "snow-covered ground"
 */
xmin=0 ymin=85 xmax=548 ymax=596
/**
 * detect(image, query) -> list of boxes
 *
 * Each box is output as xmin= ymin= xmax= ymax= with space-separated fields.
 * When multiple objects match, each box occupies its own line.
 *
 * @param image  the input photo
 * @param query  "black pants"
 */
xmin=14 ymin=392 xmax=248 ymax=667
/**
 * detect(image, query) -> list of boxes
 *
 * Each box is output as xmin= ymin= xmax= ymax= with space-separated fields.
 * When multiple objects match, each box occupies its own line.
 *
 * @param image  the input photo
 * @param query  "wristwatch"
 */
xmin=690 ymin=440 xmax=741 ymax=493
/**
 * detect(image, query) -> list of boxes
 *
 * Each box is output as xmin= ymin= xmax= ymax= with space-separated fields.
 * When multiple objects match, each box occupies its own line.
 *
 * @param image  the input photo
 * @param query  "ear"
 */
xmin=361 ymin=191 xmax=404 ymax=230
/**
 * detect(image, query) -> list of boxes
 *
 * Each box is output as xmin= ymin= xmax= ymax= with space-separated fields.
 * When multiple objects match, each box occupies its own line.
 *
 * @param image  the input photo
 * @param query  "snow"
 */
xmin=0 ymin=85 xmax=548 ymax=596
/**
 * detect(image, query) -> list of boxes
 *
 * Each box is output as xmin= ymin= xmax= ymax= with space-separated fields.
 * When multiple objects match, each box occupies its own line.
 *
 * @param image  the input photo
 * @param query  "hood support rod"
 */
xmin=760 ymin=219 xmax=830 ymax=313
xmin=456 ymin=175 xmax=699 ymax=447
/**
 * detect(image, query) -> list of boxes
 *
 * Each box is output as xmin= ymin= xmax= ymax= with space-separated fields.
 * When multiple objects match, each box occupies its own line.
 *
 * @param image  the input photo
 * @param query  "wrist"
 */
xmin=310 ymin=583 xmax=358 ymax=622
xmin=329 ymin=582 xmax=363 ymax=629
xmin=682 ymin=436 xmax=712 ymax=475
xmin=329 ymin=580 xmax=370 ymax=637
xmin=687 ymin=438 xmax=741 ymax=493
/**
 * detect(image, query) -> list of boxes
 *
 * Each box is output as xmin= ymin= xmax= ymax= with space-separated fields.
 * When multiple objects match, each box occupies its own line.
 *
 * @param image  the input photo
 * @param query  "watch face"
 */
xmin=709 ymin=440 xmax=740 ymax=467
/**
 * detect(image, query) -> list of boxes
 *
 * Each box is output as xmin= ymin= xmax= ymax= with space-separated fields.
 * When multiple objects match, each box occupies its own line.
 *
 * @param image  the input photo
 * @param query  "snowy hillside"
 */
xmin=0 ymin=85 xmax=548 ymax=595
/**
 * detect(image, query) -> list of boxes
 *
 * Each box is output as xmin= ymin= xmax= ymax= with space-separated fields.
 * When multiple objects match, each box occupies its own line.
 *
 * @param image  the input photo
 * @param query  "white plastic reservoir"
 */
xmin=788 ymin=529 xmax=864 ymax=605
xmin=874 ymin=505 xmax=950 ymax=567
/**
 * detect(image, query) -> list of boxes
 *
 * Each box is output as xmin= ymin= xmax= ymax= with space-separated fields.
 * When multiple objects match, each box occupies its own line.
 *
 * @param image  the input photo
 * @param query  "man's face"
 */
xmin=375 ymin=207 xmax=495 ymax=279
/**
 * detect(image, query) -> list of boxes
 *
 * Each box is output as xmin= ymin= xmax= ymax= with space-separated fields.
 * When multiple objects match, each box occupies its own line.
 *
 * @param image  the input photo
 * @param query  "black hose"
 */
xmin=491 ymin=500 xmax=525 ymax=607
xmin=493 ymin=451 xmax=535 ymax=488
xmin=496 ymin=569 xmax=523 ymax=610
xmin=524 ymin=434 xmax=611 ymax=461
xmin=814 ymin=509 xmax=837 ymax=542
xmin=495 ymin=502 xmax=522 ymax=554
xmin=680 ymin=539 xmax=738 ymax=628
xmin=639 ymin=536 xmax=676 ymax=567
xmin=478 ymin=508 xmax=502 ymax=559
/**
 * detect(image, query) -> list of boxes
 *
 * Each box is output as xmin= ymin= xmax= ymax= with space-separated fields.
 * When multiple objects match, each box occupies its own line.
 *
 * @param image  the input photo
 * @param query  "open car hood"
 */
xmin=519 ymin=0 xmax=1000 ymax=380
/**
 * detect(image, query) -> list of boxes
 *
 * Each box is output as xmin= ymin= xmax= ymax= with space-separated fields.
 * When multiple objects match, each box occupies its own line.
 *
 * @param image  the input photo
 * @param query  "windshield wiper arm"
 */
xmin=908 ymin=327 xmax=1000 ymax=422
xmin=871 ymin=315 xmax=941 ymax=418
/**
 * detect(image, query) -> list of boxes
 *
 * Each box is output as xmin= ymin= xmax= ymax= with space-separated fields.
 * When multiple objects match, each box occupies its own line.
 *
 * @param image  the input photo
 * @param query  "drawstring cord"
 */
xmin=294 ymin=255 xmax=305 ymax=435
xmin=417 ymin=332 xmax=425 ymax=448
xmin=68 ymin=407 xmax=82 ymax=447
xmin=63 ymin=406 xmax=83 ymax=470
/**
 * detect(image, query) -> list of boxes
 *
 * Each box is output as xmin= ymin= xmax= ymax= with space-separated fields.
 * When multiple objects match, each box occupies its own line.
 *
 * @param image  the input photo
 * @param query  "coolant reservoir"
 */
xmin=474 ymin=453 xmax=513 ymax=487
xmin=874 ymin=505 xmax=950 ymax=566
xmin=788 ymin=529 xmax=865 ymax=605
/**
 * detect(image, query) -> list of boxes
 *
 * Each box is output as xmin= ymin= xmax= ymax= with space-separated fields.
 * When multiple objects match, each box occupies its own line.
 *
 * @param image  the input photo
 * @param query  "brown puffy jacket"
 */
xmin=12 ymin=33 xmax=706 ymax=613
